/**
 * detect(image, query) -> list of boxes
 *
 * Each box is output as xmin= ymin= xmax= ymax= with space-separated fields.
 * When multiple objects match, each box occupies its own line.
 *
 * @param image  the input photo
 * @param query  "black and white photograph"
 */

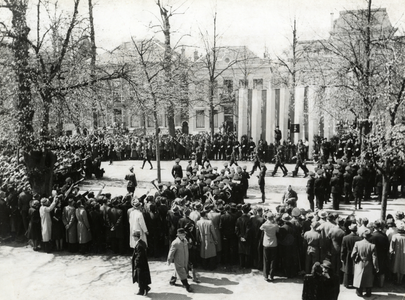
xmin=1 ymin=0 xmax=405 ymax=299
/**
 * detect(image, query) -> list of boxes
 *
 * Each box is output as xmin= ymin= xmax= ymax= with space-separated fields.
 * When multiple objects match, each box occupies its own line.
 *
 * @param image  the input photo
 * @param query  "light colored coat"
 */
xmin=39 ymin=200 xmax=57 ymax=242
xmin=351 ymin=238 xmax=378 ymax=288
xmin=207 ymin=211 xmax=222 ymax=252
xmin=75 ymin=207 xmax=92 ymax=244
xmin=129 ymin=209 xmax=148 ymax=247
xmin=196 ymin=218 xmax=217 ymax=259
xmin=390 ymin=233 xmax=405 ymax=274
xmin=167 ymin=237 xmax=189 ymax=280
xmin=63 ymin=205 xmax=77 ymax=243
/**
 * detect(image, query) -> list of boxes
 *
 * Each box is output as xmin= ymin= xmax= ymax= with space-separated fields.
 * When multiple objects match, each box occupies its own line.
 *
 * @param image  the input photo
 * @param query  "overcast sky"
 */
xmin=3 ymin=0 xmax=405 ymax=58
xmin=90 ymin=0 xmax=405 ymax=58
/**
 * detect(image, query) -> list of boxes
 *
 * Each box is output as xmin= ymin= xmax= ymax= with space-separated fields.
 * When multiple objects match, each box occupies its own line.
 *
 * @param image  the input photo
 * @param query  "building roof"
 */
xmin=331 ymin=8 xmax=396 ymax=37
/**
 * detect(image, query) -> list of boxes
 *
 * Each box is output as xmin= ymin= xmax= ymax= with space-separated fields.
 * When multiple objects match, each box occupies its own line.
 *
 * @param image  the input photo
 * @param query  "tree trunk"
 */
xmin=167 ymin=105 xmax=176 ymax=136
xmin=380 ymin=173 xmax=389 ymax=221
xmin=24 ymin=150 xmax=56 ymax=196
xmin=153 ymin=109 xmax=161 ymax=183
xmin=209 ymin=81 xmax=215 ymax=137
xmin=11 ymin=2 xmax=35 ymax=144
xmin=89 ymin=0 xmax=98 ymax=129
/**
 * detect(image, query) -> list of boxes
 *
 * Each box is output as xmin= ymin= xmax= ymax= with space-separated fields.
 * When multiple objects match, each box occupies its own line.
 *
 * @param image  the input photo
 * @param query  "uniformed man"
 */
xmin=172 ymin=158 xmax=183 ymax=179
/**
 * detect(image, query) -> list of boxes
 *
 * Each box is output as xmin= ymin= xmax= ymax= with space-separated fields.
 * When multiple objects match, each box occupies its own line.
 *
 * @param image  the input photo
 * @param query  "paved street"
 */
xmin=1 ymin=159 xmax=405 ymax=300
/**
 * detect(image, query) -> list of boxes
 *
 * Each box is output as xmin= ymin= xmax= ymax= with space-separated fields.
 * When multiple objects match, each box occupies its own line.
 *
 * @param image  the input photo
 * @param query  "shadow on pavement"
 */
xmin=144 ymin=292 xmax=191 ymax=299
xmin=198 ymin=276 xmax=239 ymax=286
xmin=192 ymin=284 xmax=233 ymax=294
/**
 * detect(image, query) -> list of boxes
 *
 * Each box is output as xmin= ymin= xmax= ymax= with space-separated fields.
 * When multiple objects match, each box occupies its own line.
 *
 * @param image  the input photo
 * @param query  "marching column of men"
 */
xmin=303 ymin=156 xmax=396 ymax=212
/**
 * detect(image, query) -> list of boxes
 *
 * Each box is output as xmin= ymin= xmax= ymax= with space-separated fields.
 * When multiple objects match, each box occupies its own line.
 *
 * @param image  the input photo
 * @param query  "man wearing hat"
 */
xmin=279 ymin=213 xmax=299 ymax=278
xmin=260 ymin=211 xmax=279 ymax=281
xmin=196 ymin=209 xmax=218 ymax=270
xmin=235 ymin=204 xmax=253 ymax=268
xmin=369 ymin=219 xmax=390 ymax=287
xmin=321 ymin=260 xmax=340 ymax=300
xmin=303 ymin=221 xmax=321 ymax=274
xmin=220 ymin=204 xmax=238 ymax=265
xmin=125 ymin=166 xmax=137 ymax=194
xmin=343 ymin=166 xmax=353 ymax=204
xmin=131 ymin=230 xmax=151 ymax=295
xmin=341 ymin=223 xmax=362 ymax=288
xmin=292 ymin=140 xmax=309 ymax=178
xmin=257 ymin=163 xmax=267 ymax=203
xmin=330 ymin=169 xmax=342 ymax=210
xmin=241 ymin=166 xmax=250 ymax=199
xmin=351 ymin=228 xmax=379 ymax=297
xmin=306 ymin=171 xmax=316 ymax=211
xmin=281 ymin=185 xmax=298 ymax=208
xmin=172 ymin=158 xmax=183 ymax=179
xmin=352 ymin=169 xmax=365 ymax=210
xmin=314 ymin=169 xmax=326 ymax=210
xmin=167 ymin=228 xmax=193 ymax=292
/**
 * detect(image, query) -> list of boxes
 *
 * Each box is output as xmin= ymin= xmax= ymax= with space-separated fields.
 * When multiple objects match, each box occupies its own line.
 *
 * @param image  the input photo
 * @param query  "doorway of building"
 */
xmin=182 ymin=121 xmax=189 ymax=134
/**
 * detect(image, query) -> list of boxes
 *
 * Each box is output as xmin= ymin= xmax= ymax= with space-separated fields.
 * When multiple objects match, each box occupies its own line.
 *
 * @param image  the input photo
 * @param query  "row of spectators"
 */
xmin=1 ymin=179 xmax=404 ymax=297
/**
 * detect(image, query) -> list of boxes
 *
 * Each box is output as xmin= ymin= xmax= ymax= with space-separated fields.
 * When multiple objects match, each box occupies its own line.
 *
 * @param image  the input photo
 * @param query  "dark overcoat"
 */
xmin=132 ymin=239 xmax=151 ymax=285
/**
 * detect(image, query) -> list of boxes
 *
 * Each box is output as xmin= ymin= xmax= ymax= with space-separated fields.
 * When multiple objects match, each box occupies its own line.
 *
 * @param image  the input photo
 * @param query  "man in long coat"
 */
xmin=352 ymin=169 xmax=365 ymax=210
xmin=341 ymin=223 xmax=361 ymax=287
xmin=369 ymin=219 xmax=390 ymax=287
xmin=196 ymin=210 xmax=218 ymax=269
xmin=167 ymin=228 xmax=193 ymax=292
xmin=131 ymin=230 xmax=151 ymax=296
xmin=351 ymin=228 xmax=379 ymax=297
xmin=235 ymin=204 xmax=252 ymax=268
xmin=63 ymin=197 xmax=77 ymax=252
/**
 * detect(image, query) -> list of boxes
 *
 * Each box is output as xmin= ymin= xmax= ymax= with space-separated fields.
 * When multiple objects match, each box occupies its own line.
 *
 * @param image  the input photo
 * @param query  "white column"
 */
xmin=251 ymin=89 xmax=262 ymax=142
xmin=279 ymin=88 xmax=289 ymax=142
xmin=238 ymin=88 xmax=248 ymax=142
xmin=294 ymin=86 xmax=305 ymax=142
xmin=308 ymin=87 xmax=319 ymax=159
xmin=266 ymin=89 xmax=275 ymax=144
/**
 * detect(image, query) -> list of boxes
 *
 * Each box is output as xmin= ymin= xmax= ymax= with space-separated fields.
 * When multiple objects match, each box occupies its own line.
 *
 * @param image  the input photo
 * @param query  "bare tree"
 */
xmin=0 ymin=0 xmax=128 ymax=195
xmin=196 ymin=11 xmax=246 ymax=137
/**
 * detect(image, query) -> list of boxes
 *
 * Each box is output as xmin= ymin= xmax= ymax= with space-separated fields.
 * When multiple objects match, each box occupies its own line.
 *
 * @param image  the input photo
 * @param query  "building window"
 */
xmin=158 ymin=113 xmax=167 ymax=127
xmin=130 ymin=114 xmax=141 ymax=128
xmin=223 ymin=79 xmax=233 ymax=94
xmin=113 ymin=109 xmax=122 ymax=125
xmin=196 ymin=110 xmax=205 ymax=128
xmin=214 ymin=110 xmax=218 ymax=128
xmin=253 ymin=79 xmax=263 ymax=89
xmin=239 ymin=79 xmax=248 ymax=88
xmin=147 ymin=116 xmax=154 ymax=128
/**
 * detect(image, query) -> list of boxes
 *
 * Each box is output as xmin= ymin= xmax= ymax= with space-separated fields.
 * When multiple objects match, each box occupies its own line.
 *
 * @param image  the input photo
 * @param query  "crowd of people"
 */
xmin=1 ymin=128 xmax=405 ymax=298
xmin=0 ymin=153 xmax=405 ymax=298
